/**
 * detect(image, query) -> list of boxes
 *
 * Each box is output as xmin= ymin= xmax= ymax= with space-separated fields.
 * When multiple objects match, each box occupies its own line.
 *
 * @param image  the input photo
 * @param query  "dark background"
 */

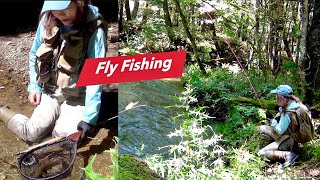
xmin=0 ymin=0 xmax=118 ymax=35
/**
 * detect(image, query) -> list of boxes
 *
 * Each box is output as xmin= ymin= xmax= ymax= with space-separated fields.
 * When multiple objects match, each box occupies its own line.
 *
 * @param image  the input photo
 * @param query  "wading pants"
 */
xmin=258 ymin=125 xmax=295 ymax=161
xmin=7 ymin=92 xmax=84 ymax=143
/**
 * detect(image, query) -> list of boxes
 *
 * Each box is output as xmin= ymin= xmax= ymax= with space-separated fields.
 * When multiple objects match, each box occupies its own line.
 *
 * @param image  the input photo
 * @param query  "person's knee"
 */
xmin=23 ymin=133 xmax=42 ymax=143
xmin=278 ymin=136 xmax=294 ymax=151
xmin=261 ymin=134 xmax=273 ymax=143
xmin=259 ymin=125 xmax=269 ymax=133
xmin=52 ymin=127 xmax=77 ymax=138
xmin=7 ymin=116 xmax=45 ymax=143
xmin=258 ymin=149 xmax=265 ymax=156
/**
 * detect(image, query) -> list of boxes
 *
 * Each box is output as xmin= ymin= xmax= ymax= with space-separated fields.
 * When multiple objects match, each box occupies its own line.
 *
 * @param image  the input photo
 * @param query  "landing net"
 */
xmin=18 ymin=139 xmax=77 ymax=180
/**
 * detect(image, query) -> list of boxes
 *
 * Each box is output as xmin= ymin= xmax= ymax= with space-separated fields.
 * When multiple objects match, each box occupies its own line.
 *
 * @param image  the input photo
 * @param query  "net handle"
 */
xmin=13 ymin=137 xmax=64 ymax=156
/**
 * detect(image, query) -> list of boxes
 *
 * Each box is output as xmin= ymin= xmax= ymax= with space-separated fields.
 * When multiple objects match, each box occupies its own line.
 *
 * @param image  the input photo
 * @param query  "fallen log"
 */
xmin=228 ymin=97 xmax=278 ymax=117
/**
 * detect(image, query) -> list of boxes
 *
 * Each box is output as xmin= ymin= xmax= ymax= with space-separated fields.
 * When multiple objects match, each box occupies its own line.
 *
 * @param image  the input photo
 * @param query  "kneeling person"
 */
xmin=0 ymin=0 xmax=106 ymax=144
xmin=258 ymin=85 xmax=314 ymax=168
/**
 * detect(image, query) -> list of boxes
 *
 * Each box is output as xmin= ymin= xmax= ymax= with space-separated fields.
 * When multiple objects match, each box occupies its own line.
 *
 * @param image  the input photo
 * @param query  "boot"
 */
xmin=0 ymin=105 xmax=17 ymax=126
xmin=282 ymin=152 xmax=299 ymax=168
xmin=259 ymin=150 xmax=298 ymax=168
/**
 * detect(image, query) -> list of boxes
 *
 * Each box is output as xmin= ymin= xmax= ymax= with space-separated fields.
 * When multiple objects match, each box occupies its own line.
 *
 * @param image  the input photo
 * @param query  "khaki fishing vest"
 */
xmin=279 ymin=105 xmax=314 ymax=143
xmin=35 ymin=17 xmax=105 ymax=97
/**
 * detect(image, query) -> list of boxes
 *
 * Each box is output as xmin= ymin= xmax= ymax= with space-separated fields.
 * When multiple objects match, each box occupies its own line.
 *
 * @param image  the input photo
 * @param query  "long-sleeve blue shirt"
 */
xmin=271 ymin=100 xmax=301 ymax=135
xmin=28 ymin=5 xmax=106 ymax=125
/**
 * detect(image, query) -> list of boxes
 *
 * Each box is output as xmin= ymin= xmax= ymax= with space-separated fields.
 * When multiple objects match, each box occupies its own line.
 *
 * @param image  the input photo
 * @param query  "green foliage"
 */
xmin=182 ymin=64 xmax=305 ymax=120
xmin=119 ymin=155 xmax=163 ymax=180
xmin=105 ymin=148 xmax=119 ymax=180
xmin=145 ymin=69 xmax=305 ymax=179
xmin=283 ymin=61 xmax=297 ymax=71
xmin=146 ymin=87 xmax=227 ymax=179
xmin=302 ymin=139 xmax=320 ymax=162
xmin=121 ymin=17 xmax=171 ymax=53
xmin=83 ymin=138 xmax=118 ymax=180
xmin=213 ymin=106 xmax=262 ymax=153
xmin=119 ymin=47 xmax=140 ymax=55
xmin=227 ymin=147 xmax=265 ymax=179
xmin=83 ymin=154 xmax=107 ymax=180
xmin=312 ymin=90 xmax=320 ymax=103
xmin=146 ymin=86 xmax=268 ymax=179
xmin=119 ymin=0 xmax=312 ymax=178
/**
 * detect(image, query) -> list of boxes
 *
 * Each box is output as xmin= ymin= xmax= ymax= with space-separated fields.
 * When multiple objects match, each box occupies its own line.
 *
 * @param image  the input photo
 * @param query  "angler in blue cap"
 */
xmin=258 ymin=85 xmax=314 ymax=168
xmin=0 ymin=0 xmax=107 ymax=144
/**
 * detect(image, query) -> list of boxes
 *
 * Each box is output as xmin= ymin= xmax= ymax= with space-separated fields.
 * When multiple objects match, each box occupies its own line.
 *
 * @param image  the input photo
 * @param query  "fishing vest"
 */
xmin=279 ymin=104 xmax=315 ymax=143
xmin=35 ymin=16 xmax=106 ymax=97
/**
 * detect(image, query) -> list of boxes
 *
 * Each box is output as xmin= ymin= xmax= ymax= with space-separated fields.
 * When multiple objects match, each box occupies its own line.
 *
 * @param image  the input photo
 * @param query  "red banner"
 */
xmin=76 ymin=51 xmax=187 ymax=87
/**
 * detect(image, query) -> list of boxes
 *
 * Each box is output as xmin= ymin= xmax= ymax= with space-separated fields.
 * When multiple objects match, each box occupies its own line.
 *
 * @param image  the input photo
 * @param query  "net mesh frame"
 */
xmin=18 ymin=138 xmax=77 ymax=180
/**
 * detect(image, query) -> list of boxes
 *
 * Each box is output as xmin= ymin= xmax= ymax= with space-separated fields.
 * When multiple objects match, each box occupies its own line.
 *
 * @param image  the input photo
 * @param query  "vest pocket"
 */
xmin=56 ymin=71 xmax=80 ymax=96
xmin=35 ymin=44 xmax=55 ymax=83
xmin=57 ymin=36 xmax=84 ymax=73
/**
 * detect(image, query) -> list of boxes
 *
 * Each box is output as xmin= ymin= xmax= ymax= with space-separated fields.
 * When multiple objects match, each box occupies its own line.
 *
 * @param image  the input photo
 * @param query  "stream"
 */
xmin=119 ymin=79 xmax=184 ymax=157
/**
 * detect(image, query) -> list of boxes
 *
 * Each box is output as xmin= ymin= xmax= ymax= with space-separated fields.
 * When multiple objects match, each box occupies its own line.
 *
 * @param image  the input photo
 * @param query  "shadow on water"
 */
xmin=119 ymin=80 xmax=184 ymax=158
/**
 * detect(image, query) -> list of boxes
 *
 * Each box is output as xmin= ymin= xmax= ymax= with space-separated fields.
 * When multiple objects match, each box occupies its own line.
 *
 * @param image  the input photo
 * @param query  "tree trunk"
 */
xmin=132 ymin=0 xmax=139 ymax=19
xmin=125 ymin=0 xmax=131 ymax=21
xmin=172 ymin=0 xmax=206 ymax=74
xmin=305 ymin=0 xmax=320 ymax=105
xmin=163 ymin=0 xmax=174 ymax=42
xmin=141 ymin=1 xmax=149 ymax=25
xmin=283 ymin=36 xmax=293 ymax=61
xmin=299 ymin=0 xmax=309 ymax=62
xmin=119 ymin=0 xmax=124 ymax=32
xmin=172 ymin=6 xmax=179 ymax=26
xmin=269 ymin=0 xmax=284 ymax=76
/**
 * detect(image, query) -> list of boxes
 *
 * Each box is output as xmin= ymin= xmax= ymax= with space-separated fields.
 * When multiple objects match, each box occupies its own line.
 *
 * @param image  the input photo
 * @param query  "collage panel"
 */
xmin=118 ymin=0 xmax=320 ymax=179
xmin=0 ymin=0 xmax=319 ymax=179
xmin=0 ymin=0 xmax=118 ymax=179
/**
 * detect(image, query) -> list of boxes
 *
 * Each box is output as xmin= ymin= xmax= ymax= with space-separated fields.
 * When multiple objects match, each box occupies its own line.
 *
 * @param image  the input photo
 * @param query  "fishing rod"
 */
xmin=205 ymin=11 xmax=265 ymax=109
xmin=14 ymin=101 xmax=146 ymax=156
xmin=96 ymin=101 xmax=147 ymax=126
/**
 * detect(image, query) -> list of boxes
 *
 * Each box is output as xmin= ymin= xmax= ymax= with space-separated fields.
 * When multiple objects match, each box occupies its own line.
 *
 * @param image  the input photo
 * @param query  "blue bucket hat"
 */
xmin=41 ymin=0 xmax=71 ymax=14
xmin=270 ymin=85 xmax=293 ymax=97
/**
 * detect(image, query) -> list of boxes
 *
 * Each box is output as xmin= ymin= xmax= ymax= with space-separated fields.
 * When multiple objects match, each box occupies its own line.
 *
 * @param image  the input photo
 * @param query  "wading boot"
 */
xmin=259 ymin=150 xmax=299 ymax=168
xmin=0 ymin=105 xmax=16 ymax=126
xmin=282 ymin=152 xmax=299 ymax=168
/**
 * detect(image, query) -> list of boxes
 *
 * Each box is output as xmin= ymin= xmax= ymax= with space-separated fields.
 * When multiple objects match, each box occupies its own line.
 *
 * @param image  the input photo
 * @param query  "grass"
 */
xmin=119 ymin=154 xmax=164 ymax=180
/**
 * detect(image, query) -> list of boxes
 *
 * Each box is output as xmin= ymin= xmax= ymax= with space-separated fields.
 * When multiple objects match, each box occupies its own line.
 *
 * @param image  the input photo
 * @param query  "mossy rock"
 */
xmin=119 ymin=154 xmax=164 ymax=180
xmin=228 ymin=97 xmax=278 ymax=115
xmin=312 ymin=103 xmax=320 ymax=111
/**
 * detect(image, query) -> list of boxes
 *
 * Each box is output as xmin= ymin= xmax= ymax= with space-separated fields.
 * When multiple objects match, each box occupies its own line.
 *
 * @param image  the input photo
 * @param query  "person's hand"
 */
xmin=268 ymin=116 xmax=280 ymax=123
xmin=265 ymin=110 xmax=274 ymax=119
xmin=77 ymin=120 xmax=94 ymax=144
xmin=28 ymin=92 xmax=41 ymax=106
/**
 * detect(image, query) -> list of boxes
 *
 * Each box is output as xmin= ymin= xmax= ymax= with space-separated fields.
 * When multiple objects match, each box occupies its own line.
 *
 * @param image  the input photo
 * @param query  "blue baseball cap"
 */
xmin=270 ymin=85 xmax=293 ymax=97
xmin=41 ymin=0 xmax=71 ymax=14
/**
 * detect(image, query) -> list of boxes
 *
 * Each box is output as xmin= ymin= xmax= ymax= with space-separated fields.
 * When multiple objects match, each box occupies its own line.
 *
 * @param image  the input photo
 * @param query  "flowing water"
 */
xmin=119 ymin=79 xmax=184 ymax=157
